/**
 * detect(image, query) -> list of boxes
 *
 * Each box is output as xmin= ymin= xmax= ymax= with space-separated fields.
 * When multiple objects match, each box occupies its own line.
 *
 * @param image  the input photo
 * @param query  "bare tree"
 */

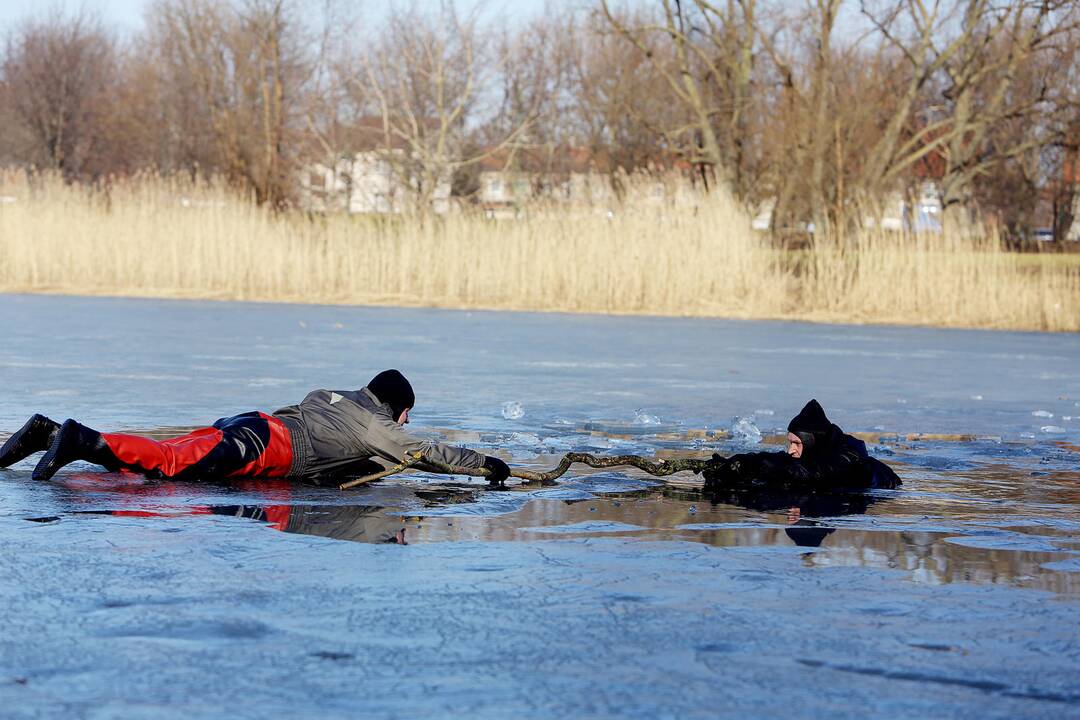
xmin=567 ymin=8 xmax=683 ymax=175
xmin=599 ymin=0 xmax=760 ymax=198
xmin=1035 ymin=7 xmax=1080 ymax=242
xmin=754 ymin=0 xmax=848 ymax=234
xmin=146 ymin=0 xmax=311 ymax=207
xmin=1 ymin=9 xmax=118 ymax=179
xmin=860 ymin=0 xmax=1076 ymax=228
xmin=341 ymin=3 xmax=546 ymax=211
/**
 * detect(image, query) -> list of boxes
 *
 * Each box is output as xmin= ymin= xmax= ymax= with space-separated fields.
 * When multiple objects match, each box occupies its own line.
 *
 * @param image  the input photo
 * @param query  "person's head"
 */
xmin=787 ymin=399 xmax=832 ymax=460
xmin=367 ymin=369 xmax=415 ymax=424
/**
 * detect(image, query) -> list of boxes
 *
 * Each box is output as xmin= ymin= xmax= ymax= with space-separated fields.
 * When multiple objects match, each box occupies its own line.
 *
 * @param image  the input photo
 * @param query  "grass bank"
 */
xmin=1 ymin=171 xmax=1077 ymax=331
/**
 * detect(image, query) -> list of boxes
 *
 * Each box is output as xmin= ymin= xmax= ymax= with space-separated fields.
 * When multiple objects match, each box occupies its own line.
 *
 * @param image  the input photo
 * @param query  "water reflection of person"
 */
xmin=82 ymin=500 xmax=413 ymax=545
xmin=784 ymin=522 xmax=836 ymax=548
xmin=3 ymin=370 xmax=512 ymax=487
xmin=216 ymin=505 xmax=412 ymax=545
xmin=707 ymin=484 xmax=869 ymax=549
xmin=701 ymin=399 xmax=901 ymax=491
xmin=707 ymin=485 xmax=871 ymax=518
xmin=43 ymin=470 xmax=460 ymax=545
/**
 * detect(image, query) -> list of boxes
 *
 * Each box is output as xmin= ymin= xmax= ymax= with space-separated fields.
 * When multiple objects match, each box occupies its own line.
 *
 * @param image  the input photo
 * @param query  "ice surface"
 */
xmin=2 ymin=512 xmax=1077 ymax=719
xmin=507 ymin=431 xmax=542 ymax=447
xmin=2 ymin=294 xmax=1080 ymax=718
xmin=1032 ymin=410 xmax=1054 ymax=418
xmin=3 ymin=294 xmax=1079 ymax=442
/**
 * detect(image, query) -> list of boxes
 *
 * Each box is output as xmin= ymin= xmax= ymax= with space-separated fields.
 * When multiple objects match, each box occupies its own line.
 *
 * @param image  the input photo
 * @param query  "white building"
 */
xmin=300 ymin=151 xmax=451 ymax=214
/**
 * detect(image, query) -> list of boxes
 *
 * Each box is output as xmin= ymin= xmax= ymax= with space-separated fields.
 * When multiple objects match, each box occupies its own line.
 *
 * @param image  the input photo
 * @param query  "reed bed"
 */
xmin=1 ymin=171 xmax=1077 ymax=331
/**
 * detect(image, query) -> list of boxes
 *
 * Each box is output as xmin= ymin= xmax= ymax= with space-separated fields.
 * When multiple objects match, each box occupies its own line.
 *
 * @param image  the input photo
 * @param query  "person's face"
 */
xmin=396 ymin=407 xmax=410 ymax=425
xmin=787 ymin=432 xmax=803 ymax=459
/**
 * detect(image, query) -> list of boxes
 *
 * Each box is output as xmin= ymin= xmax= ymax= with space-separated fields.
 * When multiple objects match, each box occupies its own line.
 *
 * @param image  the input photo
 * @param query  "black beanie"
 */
xmin=787 ymin=399 xmax=832 ymax=452
xmin=367 ymin=369 xmax=415 ymax=419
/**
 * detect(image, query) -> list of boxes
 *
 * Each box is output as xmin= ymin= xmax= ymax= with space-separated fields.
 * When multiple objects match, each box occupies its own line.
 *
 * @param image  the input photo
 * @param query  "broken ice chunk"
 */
xmin=501 ymin=401 xmax=525 ymax=420
xmin=731 ymin=416 xmax=762 ymax=444
xmin=633 ymin=410 xmax=661 ymax=426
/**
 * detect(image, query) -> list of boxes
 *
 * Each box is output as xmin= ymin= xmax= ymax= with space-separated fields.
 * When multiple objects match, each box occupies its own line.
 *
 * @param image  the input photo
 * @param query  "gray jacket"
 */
xmin=273 ymin=387 xmax=485 ymax=481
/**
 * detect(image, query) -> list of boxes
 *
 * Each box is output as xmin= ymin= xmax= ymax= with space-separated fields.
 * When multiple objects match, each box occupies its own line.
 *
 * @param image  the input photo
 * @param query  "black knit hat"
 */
xmin=787 ymin=399 xmax=831 ymax=453
xmin=368 ymin=369 xmax=415 ymax=419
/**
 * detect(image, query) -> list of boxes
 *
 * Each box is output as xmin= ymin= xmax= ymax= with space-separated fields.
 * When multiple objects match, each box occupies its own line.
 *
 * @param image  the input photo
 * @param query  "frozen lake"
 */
xmin=1 ymin=294 xmax=1078 ymax=718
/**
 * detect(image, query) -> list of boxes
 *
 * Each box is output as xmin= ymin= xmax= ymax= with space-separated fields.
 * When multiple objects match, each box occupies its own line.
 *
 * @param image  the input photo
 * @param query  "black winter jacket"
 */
xmin=703 ymin=400 xmax=901 ymax=491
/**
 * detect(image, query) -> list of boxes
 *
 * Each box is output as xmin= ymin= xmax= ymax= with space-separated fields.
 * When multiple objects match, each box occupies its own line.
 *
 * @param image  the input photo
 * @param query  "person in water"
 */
xmin=0 ymin=369 xmax=512 ymax=486
xmin=701 ymin=399 xmax=901 ymax=491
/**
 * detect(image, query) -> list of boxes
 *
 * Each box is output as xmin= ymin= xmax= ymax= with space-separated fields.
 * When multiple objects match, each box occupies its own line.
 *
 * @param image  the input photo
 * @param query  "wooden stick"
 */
xmin=338 ymin=451 xmax=712 ymax=490
xmin=338 ymin=451 xmax=424 ymax=490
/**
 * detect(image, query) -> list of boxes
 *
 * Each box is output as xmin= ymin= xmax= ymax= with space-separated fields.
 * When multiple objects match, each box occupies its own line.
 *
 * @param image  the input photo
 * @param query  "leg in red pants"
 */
xmin=34 ymin=412 xmax=293 ymax=481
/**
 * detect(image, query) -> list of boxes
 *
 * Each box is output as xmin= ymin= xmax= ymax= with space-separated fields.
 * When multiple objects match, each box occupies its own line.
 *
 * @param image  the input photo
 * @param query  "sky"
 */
xmin=0 ymin=0 xmax=149 ymax=33
xmin=0 ymin=0 xmax=555 ymax=36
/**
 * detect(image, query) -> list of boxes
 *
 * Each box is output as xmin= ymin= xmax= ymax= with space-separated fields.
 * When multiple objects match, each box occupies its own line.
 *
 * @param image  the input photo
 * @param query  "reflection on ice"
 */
xmin=8 ymin=447 xmax=1077 ymax=595
xmin=943 ymin=532 xmax=1069 ymax=553
xmin=521 ymin=521 xmax=646 ymax=534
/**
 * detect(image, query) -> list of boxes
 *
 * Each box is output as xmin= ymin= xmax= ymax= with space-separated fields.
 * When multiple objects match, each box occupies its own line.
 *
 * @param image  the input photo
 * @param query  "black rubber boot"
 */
xmin=0 ymin=414 xmax=61 ymax=468
xmin=33 ymin=419 xmax=119 ymax=481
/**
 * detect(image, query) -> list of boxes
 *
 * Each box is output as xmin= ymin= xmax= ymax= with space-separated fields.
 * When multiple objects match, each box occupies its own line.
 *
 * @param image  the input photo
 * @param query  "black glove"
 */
xmin=701 ymin=452 xmax=762 ymax=490
xmin=725 ymin=453 xmax=761 ymax=479
xmin=482 ymin=455 xmax=511 ymax=485
xmin=700 ymin=453 xmax=731 ymax=489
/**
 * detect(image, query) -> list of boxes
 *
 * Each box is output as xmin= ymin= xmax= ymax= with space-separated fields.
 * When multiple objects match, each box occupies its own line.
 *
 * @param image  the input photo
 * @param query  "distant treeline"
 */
xmin=1 ymin=0 xmax=1078 ymax=241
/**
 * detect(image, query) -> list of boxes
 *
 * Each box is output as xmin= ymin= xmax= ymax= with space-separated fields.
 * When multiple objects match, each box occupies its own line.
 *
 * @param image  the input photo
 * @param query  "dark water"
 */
xmin=1 ymin=294 xmax=1078 ymax=718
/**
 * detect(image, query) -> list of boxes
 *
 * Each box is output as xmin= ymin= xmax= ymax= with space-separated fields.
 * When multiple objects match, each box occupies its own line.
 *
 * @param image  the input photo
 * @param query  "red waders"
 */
xmin=102 ymin=412 xmax=293 ymax=480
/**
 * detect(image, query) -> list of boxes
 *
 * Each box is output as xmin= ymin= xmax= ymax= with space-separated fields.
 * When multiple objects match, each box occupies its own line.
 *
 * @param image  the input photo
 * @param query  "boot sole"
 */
xmin=0 ymin=414 xmax=57 ymax=468
xmin=33 ymin=419 xmax=77 ymax=482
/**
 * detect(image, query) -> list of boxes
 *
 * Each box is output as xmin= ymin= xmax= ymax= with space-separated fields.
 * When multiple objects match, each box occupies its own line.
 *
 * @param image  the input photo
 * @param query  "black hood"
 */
xmin=367 ymin=369 xmax=415 ymax=419
xmin=787 ymin=399 xmax=838 ymax=456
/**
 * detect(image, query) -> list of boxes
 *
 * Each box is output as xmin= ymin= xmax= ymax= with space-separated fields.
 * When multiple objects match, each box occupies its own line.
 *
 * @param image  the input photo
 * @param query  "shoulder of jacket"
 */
xmin=843 ymin=433 xmax=868 ymax=457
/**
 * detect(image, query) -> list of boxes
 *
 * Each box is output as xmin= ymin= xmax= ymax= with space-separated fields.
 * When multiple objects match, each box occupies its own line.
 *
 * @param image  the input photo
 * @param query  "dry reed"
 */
xmin=1 ymin=170 xmax=1077 ymax=332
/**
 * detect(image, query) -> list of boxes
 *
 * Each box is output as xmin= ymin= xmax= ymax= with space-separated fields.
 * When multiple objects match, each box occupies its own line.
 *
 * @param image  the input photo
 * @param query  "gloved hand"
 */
xmin=725 ymin=453 xmax=760 ymax=479
xmin=700 ymin=453 xmax=732 ymax=489
xmin=701 ymin=452 xmax=760 ymax=490
xmin=482 ymin=455 xmax=511 ymax=486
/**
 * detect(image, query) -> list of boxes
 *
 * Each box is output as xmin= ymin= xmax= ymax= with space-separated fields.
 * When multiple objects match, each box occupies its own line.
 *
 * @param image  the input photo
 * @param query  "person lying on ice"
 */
xmin=700 ymin=399 xmax=901 ymax=491
xmin=0 ymin=369 xmax=512 ymax=486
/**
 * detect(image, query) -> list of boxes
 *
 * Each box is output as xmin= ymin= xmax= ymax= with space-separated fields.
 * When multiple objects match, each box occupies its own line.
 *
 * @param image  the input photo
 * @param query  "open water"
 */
xmin=1 ymin=294 xmax=1078 ymax=718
